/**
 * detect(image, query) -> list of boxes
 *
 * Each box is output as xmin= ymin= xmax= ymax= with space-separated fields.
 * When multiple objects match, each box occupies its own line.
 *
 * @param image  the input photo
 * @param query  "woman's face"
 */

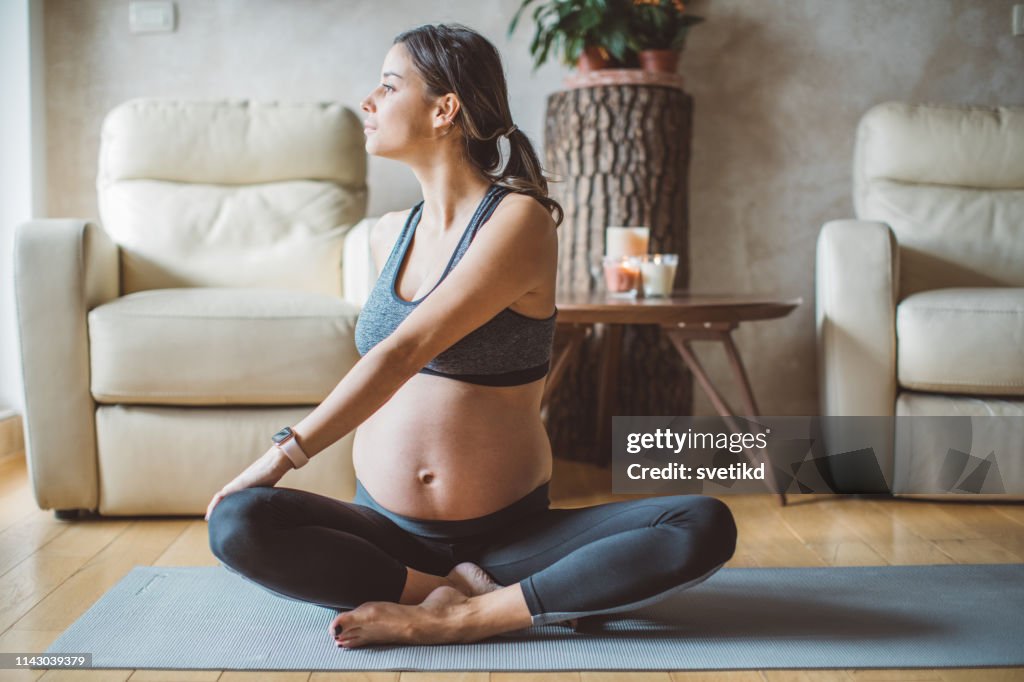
xmin=360 ymin=43 xmax=448 ymax=160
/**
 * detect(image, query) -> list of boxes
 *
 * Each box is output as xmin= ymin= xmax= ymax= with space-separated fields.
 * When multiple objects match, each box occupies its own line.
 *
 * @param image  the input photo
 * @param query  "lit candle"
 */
xmin=638 ymin=254 xmax=678 ymax=297
xmin=605 ymin=226 xmax=649 ymax=258
xmin=602 ymin=255 xmax=640 ymax=295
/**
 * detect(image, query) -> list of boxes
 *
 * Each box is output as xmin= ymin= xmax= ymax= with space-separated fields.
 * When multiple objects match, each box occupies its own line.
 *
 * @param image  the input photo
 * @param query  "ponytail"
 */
xmin=492 ymin=128 xmax=564 ymax=228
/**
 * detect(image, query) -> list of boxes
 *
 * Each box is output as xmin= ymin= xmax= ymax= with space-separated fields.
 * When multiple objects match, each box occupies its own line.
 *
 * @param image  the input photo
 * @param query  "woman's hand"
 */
xmin=204 ymin=447 xmax=294 ymax=521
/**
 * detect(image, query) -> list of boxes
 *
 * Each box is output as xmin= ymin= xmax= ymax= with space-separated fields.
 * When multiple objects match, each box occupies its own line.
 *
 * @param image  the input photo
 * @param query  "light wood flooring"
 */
xmin=1 ymin=451 xmax=1022 ymax=682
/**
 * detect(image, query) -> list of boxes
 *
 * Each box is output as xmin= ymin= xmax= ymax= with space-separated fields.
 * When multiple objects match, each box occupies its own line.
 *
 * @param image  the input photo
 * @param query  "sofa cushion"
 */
xmin=341 ymin=217 xmax=380 ymax=309
xmin=894 ymin=391 xmax=1024 ymax=498
xmin=88 ymin=288 xmax=361 ymax=405
xmin=95 ymin=404 xmax=357 ymax=514
xmin=897 ymin=288 xmax=1024 ymax=396
xmin=97 ymin=99 xmax=368 ymax=295
xmin=101 ymin=179 xmax=364 ymax=296
xmin=854 ymin=102 xmax=1024 ymax=298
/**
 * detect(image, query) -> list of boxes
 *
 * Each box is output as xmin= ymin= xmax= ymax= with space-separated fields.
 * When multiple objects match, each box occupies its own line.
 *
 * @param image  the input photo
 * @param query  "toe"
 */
xmin=341 ymin=602 xmax=379 ymax=627
xmin=331 ymin=611 xmax=355 ymax=631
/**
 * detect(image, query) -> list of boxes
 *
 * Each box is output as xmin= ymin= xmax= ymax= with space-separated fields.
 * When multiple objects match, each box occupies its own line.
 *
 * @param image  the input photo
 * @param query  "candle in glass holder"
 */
xmin=637 ymin=254 xmax=678 ymax=297
xmin=605 ymin=226 xmax=649 ymax=258
xmin=602 ymin=255 xmax=640 ymax=296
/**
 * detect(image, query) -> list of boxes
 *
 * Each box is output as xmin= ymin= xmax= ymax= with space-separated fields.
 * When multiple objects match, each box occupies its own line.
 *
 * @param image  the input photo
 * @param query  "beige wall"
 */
xmin=42 ymin=0 xmax=1024 ymax=418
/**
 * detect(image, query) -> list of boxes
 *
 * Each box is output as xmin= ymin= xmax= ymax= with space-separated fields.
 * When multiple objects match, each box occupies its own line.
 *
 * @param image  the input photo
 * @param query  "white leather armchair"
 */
xmin=816 ymin=101 xmax=1024 ymax=499
xmin=14 ymin=99 xmax=382 ymax=517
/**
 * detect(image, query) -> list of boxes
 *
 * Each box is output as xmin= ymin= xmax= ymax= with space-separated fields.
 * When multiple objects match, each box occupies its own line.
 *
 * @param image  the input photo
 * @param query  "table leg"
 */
xmin=595 ymin=323 xmax=622 ymax=464
xmin=722 ymin=333 xmax=760 ymax=417
xmin=541 ymin=323 xmax=592 ymax=423
xmin=662 ymin=326 xmax=788 ymax=506
xmin=665 ymin=333 xmax=737 ymax=418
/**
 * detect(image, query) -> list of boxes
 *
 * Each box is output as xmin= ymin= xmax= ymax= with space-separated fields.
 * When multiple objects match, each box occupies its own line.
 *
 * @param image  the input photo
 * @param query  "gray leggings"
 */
xmin=207 ymin=479 xmax=737 ymax=626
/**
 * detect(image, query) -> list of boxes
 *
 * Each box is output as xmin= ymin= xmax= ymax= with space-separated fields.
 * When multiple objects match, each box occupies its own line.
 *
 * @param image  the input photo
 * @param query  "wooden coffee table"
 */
xmin=541 ymin=291 xmax=802 ymax=506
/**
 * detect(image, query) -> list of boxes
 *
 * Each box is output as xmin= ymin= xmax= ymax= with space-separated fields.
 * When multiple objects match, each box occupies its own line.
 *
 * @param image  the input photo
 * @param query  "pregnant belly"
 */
xmin=352 ymin=373 xmax=553 ymax=520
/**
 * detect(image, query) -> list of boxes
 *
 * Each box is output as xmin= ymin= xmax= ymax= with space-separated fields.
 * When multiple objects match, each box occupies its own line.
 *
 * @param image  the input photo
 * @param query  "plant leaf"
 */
xmin=508 ymin=0 xmax=538 ymax=36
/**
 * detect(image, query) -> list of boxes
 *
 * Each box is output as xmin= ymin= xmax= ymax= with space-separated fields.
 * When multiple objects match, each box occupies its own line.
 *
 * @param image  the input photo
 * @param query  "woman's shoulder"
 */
xmin=484 ymin=189 xmax=558 ymax=277
xmin=495 ymin=189 xmax=556 ymax=230
xmin=487 ymin=190 xmax=558 ymax=315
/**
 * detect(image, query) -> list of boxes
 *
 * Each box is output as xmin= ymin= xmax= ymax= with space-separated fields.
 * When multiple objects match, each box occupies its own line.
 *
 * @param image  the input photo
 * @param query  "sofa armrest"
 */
xmin=815 ymin=219 xmax=899 ymax=417
xmin=14 ymin=220 xmax=120 ymax=513
xmin=341 ymin=216 xmax=380 ymax=309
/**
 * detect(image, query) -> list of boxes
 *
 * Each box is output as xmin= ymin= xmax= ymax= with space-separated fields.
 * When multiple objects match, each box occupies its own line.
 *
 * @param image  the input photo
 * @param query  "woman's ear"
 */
xmin=434 ymin=93 xmax=460 ymax=128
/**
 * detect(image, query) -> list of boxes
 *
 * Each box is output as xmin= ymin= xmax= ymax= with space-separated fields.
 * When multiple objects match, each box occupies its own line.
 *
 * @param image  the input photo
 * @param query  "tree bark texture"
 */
xmin=543 ymin=85 xmax=694 ymax=466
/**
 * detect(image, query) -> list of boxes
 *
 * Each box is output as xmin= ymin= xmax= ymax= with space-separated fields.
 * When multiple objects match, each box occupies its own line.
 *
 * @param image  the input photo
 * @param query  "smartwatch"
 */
xmin=272 ymin=426 xmax=310 ymax=470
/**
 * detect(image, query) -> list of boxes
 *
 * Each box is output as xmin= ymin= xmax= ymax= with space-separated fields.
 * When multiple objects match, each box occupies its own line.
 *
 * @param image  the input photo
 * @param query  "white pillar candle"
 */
xmin=605 ymin=226 xmax=649 ymax=258
xmin=638 ymin=254 xmax=678 ymax=297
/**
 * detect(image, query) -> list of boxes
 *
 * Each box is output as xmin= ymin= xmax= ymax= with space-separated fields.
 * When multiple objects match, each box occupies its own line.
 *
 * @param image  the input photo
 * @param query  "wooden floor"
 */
xmin=1 ymin=451 xmax=1022 ymax=682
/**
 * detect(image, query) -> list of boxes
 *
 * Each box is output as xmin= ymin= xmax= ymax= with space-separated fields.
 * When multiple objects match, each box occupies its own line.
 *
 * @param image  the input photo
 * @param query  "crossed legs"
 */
xmin=207 ymin=485 xmax=737 ymax=646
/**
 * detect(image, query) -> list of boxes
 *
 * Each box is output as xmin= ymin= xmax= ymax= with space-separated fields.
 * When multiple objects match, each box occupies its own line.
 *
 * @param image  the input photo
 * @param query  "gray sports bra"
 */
xmin=353 ymin=184 xmax=558 ymax=386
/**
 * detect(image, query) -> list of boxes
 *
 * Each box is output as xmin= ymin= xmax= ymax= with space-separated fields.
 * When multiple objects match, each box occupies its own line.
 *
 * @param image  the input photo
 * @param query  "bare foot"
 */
xmin=421 ymin=584 xmax=470 ymax=609
xmin=330 ymin=585 xmax=471 ymax=648
xmin=446 ymin=562 xmax=502 ymax=597
xmin=446 ymin=564 xmax=577 ymax=631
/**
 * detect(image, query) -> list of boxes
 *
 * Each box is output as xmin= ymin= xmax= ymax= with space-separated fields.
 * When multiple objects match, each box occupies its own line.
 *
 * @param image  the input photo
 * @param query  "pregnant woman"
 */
xmin=206 ymin=23 xmax=737 ymax=649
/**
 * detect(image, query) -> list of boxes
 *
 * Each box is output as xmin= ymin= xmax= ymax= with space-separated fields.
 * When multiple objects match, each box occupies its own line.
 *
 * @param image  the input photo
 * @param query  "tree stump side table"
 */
xmin=543 ymin=77 xmax=694 ymax=466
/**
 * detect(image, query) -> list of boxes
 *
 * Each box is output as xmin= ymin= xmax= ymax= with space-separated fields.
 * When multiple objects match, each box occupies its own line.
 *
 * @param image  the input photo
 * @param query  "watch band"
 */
xmin=275 ymin=433 xmax=310 ymax=470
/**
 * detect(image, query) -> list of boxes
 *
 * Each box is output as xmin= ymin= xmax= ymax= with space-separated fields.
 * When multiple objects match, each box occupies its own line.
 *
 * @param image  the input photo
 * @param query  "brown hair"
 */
xmin=394 ymin=23 xmax=564 ymax=228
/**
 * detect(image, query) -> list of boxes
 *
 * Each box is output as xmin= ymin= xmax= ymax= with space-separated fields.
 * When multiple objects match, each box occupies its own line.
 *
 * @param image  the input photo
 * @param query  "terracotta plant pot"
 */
xmin=577 ymin=45 xmax=611 ymax=73
xmin=638 ymin=49 xmax=680 ymax=74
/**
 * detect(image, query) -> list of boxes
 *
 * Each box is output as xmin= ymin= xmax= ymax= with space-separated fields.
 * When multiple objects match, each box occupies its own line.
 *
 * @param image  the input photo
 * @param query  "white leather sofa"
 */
xmin=816 ymin=101 xmax=1024 ymax=499
xmin=14 ymin=99 xmax=382 ymax=518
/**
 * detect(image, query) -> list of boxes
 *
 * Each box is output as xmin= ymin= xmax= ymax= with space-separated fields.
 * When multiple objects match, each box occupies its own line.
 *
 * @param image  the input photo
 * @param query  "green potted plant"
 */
xmin=628 ymin=0 xmax=705 ymax=73
xmin=508 ymin=0 xmax=636 ymax=72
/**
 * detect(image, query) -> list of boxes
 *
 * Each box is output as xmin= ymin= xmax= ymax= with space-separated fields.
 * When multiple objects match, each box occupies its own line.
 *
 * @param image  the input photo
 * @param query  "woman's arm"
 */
xmin=290 ymin=337 xmax=418 ymax=459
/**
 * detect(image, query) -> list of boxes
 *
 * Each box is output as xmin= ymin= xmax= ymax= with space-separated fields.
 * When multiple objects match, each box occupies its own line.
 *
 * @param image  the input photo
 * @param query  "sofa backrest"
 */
xmin=853 ymin=101 xmax=1024 ymax=298
xmin=97 ymin=98 xmax=367 ymax=296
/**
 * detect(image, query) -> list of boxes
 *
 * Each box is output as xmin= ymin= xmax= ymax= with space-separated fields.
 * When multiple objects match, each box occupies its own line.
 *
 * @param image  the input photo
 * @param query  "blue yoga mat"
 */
xmin=40 ymin=564 xmax=1024 ymax=671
